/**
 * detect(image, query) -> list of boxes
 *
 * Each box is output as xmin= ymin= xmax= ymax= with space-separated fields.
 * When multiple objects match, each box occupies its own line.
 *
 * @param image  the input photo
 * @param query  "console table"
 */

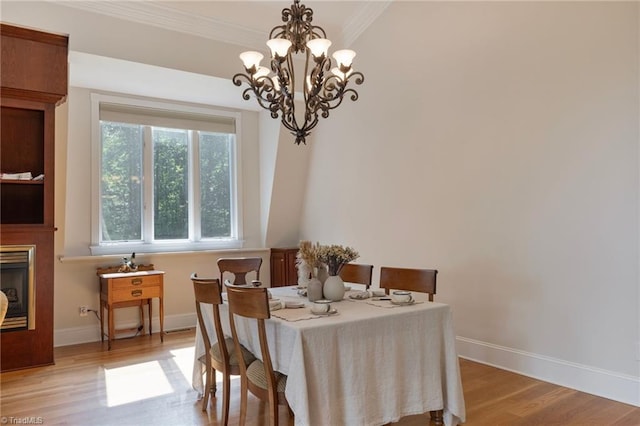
xmin=98 ymin=269 xmax=164 ymax=350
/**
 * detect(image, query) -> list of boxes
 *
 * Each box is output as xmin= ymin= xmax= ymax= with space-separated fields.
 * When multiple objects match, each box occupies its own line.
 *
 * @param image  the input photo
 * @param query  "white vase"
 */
xmin=323 ymin=275 xmax=345 ymax=301
xmin=307 ymin=278 xmax=324 ymax=302
xmin=316 ymin=265 xmax=329 ymax=284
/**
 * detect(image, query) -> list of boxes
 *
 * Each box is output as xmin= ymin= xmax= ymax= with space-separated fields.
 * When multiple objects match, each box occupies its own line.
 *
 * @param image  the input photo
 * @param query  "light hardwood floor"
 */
xmin=1 ymin=329 xmax=638 ymax=425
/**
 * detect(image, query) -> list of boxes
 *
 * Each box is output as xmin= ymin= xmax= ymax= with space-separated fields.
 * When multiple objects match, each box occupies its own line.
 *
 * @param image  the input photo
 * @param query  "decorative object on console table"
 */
xmin=97 ymin=264 xmax=164 ymax=350
xmin=0 ymin=23 xmax=68 ymax=372
xmin=317 ymin=244 xmax=359 ymax=301
xmin=270 ymin=247 xmax=299 ymax=287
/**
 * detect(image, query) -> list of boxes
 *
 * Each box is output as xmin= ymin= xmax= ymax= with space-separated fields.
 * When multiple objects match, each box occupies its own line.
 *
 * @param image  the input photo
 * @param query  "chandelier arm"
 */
xmin=233 ymin=72 xmax=290 ymax=115
xmin=315 ymin=71 xmax=364 ymax=105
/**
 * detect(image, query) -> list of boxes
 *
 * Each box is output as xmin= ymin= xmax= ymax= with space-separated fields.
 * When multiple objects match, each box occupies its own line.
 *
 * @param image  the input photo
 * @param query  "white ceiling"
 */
xmin=58 ymin=1 xmax=393 ymax=50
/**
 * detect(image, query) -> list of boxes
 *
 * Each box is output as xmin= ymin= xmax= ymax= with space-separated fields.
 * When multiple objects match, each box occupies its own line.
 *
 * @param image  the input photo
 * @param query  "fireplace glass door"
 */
xmin=0 ymin=245 xmax=35 ymax=331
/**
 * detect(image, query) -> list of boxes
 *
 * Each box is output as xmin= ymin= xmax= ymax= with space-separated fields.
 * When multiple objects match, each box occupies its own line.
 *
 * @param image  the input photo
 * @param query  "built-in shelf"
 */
xmin=0 ymin=180 xmax=44 ymax=185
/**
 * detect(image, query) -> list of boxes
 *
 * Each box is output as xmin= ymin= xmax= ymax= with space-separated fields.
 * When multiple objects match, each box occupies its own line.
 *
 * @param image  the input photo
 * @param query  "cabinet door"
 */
xmin=284 ymin=250 xmax=299 ymax=286
xmin=270 ymin=251 xmax=286 ymax=287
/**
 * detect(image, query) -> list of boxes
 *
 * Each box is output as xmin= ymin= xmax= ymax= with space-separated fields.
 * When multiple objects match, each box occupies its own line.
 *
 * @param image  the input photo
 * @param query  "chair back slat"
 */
xmin=217 ymin=257 xmax=262 ymax=285
xmin=379 ymin=267 xmax=438 ymax=301
xmin=339 ymin=263 xmax=374 ymax=289
xmin=225 ymin=285 xmax=270 ymax=320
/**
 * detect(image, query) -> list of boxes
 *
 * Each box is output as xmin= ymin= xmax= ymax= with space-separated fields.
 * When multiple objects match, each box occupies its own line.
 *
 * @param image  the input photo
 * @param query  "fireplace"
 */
xmin=0 ymin=245 xmax=35 ymax=331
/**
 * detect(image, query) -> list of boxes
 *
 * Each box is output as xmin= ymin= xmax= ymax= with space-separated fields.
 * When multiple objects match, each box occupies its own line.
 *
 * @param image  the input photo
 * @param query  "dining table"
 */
xmin=191 ymin=285 xmax=466 ymax=426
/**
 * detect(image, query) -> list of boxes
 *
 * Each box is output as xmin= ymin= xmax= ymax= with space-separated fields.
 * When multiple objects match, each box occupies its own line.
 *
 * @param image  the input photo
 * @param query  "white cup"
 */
xmin=391 ymin=291 xmax=413 ymax=304
xmin=311 ymin=299 xmax=332 ymax=314
xmin=370 ymin=289 xmax=386 ymax=298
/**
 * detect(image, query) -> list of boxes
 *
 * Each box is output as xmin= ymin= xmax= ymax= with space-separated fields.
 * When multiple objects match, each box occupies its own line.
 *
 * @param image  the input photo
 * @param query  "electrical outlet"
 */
xmin=79 ymin=306 xmax=88 ymax=317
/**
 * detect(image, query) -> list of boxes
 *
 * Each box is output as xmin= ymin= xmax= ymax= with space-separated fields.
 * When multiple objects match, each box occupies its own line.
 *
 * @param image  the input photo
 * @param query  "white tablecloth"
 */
xmin=192 ymin=286 xmax=466 ymax=426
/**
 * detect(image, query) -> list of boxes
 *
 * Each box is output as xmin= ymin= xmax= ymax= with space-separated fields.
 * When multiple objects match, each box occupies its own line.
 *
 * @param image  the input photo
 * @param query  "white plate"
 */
xmin=269 ymin=299 xmax=282 ymax=308
xmin=348 ymin=291 xmax=370 ymax=300
xmin=344 ymin=285 xmax=351 ymax=291
xmin=284 ymin=300 xmax=305 ymax=309
xmin=390 ymin=300 xmax=415 ymax=306
xmin=311 ymin=308 xmax=338 ymax=316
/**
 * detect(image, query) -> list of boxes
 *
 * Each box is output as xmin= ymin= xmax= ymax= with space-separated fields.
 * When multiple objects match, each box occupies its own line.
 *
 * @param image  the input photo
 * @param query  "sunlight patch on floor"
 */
xmin=170 ymin=346 xmax=196 ymax=384
xmin=104 ymin=361 xmax=173 ymax=406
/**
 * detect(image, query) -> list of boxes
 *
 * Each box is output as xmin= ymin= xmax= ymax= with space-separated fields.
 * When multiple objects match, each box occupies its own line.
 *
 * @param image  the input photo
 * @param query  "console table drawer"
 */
xmin=111 ymin=275 xmax=162 ymax=290
xmin=112 ymin=285 xmax=161 ymax=302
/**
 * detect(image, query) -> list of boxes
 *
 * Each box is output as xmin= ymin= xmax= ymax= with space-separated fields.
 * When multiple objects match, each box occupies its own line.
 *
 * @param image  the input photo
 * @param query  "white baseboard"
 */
xmin=456 ymin=336 xmax=640 ymax=407
xmin=54 ymin=313 xmax=197 ymax=347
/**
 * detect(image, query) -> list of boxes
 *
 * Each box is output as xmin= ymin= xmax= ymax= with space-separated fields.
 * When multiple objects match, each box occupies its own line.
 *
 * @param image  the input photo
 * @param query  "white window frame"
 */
xmin=89 ymin=93 xmax=244 ymax=255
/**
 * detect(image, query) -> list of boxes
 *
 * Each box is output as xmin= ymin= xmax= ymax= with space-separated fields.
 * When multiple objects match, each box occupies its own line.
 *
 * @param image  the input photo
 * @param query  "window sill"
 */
xmin=59 ymin=245 xmax=270 ymax=263
xmin=88 ymin=240 xmax=244 ymax=256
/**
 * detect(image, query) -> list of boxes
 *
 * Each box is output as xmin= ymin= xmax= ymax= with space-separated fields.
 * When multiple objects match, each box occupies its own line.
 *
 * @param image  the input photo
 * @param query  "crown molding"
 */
xmin=343 ymin=1 xmax=393 ymax=47
xmin=50 ymin=1 xmax=267 ymax=49
xmin=48 ymin=1 xmax=391 ymax=50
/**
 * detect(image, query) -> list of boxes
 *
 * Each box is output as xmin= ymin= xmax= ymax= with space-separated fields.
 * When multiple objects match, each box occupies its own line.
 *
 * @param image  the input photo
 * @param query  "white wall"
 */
xmin=302 ymin=2 xmax=639 ymax=405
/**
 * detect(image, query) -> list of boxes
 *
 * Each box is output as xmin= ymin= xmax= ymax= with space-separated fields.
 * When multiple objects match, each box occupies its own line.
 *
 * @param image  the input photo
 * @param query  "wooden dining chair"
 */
xmin=379 ymin=266 xmax=441 ymax=424
xmin=217 ymin=257 xmax=262 ymax=286
xmin=379 ymin=266 xmax=438 ymax=301
xmin=339 ymin=263 xmax=374 ymax=289
xmin=225 ymin=285 xmax=292 ymax=426
xmin=191 ymin=273 xmax=256 ymax=422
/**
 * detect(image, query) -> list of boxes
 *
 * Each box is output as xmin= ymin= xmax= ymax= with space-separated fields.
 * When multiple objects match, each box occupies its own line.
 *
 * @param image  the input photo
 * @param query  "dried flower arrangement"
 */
xmin=297 ymin=240 xmax=322 ymax=268
xmin=317 ymin=244 xmax=359 ymax=275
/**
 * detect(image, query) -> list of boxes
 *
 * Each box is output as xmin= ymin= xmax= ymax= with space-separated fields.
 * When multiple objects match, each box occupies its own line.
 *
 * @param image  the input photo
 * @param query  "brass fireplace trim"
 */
xmin=0 ymin=245 xmax=36 ymax=330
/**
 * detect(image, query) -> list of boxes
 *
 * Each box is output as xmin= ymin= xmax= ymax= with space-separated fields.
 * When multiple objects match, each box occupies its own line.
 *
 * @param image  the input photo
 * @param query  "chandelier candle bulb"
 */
xmin=254 ymin=66 xmax=271 ymax=81
xmin=239 ymin=51 xmax=264 ymax=72
xmin=306 ymin=38 xmax=332 ymax=58
xmin=267 ymin=38 xmax=292 ymax=58
xmin=332 ymin=49 xmax=356 ymax=69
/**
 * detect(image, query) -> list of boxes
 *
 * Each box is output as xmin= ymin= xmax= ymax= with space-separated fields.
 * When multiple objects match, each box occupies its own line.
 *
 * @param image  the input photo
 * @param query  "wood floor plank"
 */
xmin=1 ymin=329 xmax=638 ymax=425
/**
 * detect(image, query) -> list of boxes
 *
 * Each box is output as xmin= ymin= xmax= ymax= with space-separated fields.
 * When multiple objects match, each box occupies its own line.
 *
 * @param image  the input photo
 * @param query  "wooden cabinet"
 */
xmin=1 ymin=24 xmax=67 ymax=227
xmin=99 ymin=270 xmax=165 ymax=350
xmin=0 ymin=23 xmax=68 ymax=371
xmin=270 ymin=247 xmax=299 ymax=287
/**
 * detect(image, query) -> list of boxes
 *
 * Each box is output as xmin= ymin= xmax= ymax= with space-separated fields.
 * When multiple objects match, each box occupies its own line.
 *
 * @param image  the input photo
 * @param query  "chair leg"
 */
xmin=269 ymin=389 xmax=278 ymax=426
xmin=201 ymin=365 xmax=211 ymax=412
xmin=430 ymin=409 xmax=443 ymax=425
xmin=221 ymin=372 xmax=231 ymax=426
xmin=287 ymin=404 xmax=294 ymax=425
xmin=239 ymin=375 xmax=248 ymax=426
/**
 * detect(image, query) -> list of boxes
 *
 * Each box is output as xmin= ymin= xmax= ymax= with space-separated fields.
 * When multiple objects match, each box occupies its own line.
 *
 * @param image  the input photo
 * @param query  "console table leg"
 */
xmin=100 ymin=302 xmax=105 ymax=343
xmin=108 ymin=305 xmax=114 ymax=351
xmin=159 ymin=296 xmax=164 ymax=342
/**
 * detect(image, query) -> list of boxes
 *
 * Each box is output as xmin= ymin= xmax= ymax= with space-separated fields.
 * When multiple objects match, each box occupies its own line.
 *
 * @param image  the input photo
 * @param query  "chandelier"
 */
xmin=232 ymin=0 xmax=364 ymax=145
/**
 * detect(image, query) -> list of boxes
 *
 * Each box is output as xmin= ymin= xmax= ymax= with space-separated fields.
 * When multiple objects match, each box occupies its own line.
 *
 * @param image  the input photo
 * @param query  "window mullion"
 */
xmin=191 ymin=131 xmax=201 ymax=242
xmin=143 ymin=126 xmax=154 ymax=243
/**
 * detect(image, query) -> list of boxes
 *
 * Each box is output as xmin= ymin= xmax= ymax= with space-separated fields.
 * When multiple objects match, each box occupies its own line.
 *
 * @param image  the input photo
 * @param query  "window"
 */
xmin=90 ymin=94 xmax=242 ymax=255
